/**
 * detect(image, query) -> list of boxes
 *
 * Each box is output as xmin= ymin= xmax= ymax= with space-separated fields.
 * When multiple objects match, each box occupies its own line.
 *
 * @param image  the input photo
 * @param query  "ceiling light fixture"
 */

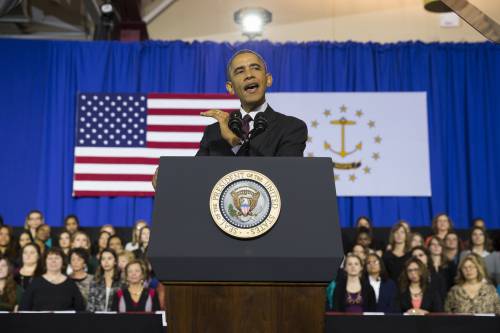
xmin=234 ymin=7 xmax=272 ymax=39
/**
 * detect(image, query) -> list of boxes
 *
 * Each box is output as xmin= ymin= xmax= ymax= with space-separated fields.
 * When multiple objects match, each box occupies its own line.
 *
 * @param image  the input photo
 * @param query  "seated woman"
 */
xmin=428 ymin=236 xmax=456 ymax=291
xmin=410 ymin=246 xmax=447 ymax=302
xmin=0 ymin=225 xmax=17 ymax=262
xmin=94 ymin=231 xmax=111 ymax=260
xmin=133 ymin=227 xmax=151 ymax=260
xmin=107 ymin=235 xmax=124 ymax=255
xmin=87 ymin=248 xmax=122 ymax=312
xmin=71 ymin=231 xmax=97 ymax=274
xmin=63 ymin=214 xmax=80 ymax=236
xmin=0 ymin=256 xmax=23 ymax=311
xmin=424 ymin=213 xmax=453 ymax=246
xmin=459 ymin=227 xmax=491 ymax=260
xmin=57 ymin=231 xmax=72 ymax=256
xmin=365 ymin=253 xmax=398 ymax=313
xmin=445 ymin=254 xmax=500 ymax=314
xmin=398 ymin=257 xmax=443 ymax=315
xmin=117 ymin=251 xmax=135 ymax=283
xmin=125 ymin=220 xmax=148 ymax=252
xmin=69 ymin=248 xmax=93 ymax=305
xmin=14 ymin=243 xmax=43 ymax=290
xmin=19 ymin=247 xmax=85 ymax=311
xmin=112 ymin=259 xmax=160 ymax=313
xmin=383 ymin=222 xmax=411 ymax=282
xmin=444 ymin=231 xmax=463 ymax=266
xmin=331 ymin=254 xmax=376 ymax=313
xmin=409 ymin=232 xmax=424 ymax=250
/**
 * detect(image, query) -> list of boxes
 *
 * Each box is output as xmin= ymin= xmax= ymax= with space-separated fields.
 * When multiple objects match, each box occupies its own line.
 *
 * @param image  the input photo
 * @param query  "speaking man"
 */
xmin=152 ymin=50 xmax=307 ymax=189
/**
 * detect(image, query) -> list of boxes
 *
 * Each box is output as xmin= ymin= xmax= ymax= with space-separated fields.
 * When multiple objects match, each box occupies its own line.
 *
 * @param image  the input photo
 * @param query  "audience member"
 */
xmin=17 ymin=231 xmax=34 ymax=252
xmin=383 ymin=222 xmax=411 ymax=282
xmin=108 ymin=235 xmax=124 ymax=254
xmin=355 ymin=227 xmax=382 ymax=256
xmin=425 ymin=213 xmax=453 ymax=246
xmin=460 ymin=227 xmax=491 ymax=261
xmin=34 ymin=223 xmax=52 ymax=253
xmin=444 ymin=231 xmax=462 ymax=266
xmin=445 ymin=254 xmax=500 ymax=314
xmin=331 ymin=254 xmax=376 ymax=312
xmin=58 ymin=231 xmax=71 ymax=256
xmin=398 ymin=257 xmax=443 ymax=315
xmin=125 ymin=220 xmax=148 ymax=252
xmin=133 ymin=226 xmax=150 ymax=260
xmin=100 ymin=224 xmax=116 ymax=236
xmin=410 ymin=246 xmax=447 ymax=301
xmin=365 ymin=253 xmax=398 ymax=313
xmin=15 ymin=243 xmax=42 ymax=290
xmin=0 ymin=256 xmax=23 ymax=311
xmin=64 ymin=214 xmax=80 ymax=235
xmin=69 ymin=248 xmax=93 ymax=305
xmin=112 ymin=259 xmax=160 ymax=313
xmin=428 ymin=236 xmax=456 ymax=290
xmin=19 ymin=247 xmax=85 ymax=311
xmin=95 ymin=231 xmax=111 ymax=259
xmin=472 ymin=218 xmax=486 ymax=230
xmin=24 ymin=210 xmax=44 ymax=239
xmin=87 ymin=248 xmax=121 ymax=312
xmin=71 ymin=231 xmax=97 ymax=274
xmin=118 ymin=251 xmax=135 ymax=283
xmin=0 ymin=225 xmax=16 ymax=261
xmin=409 ymin=232 xmax=424 ymax=249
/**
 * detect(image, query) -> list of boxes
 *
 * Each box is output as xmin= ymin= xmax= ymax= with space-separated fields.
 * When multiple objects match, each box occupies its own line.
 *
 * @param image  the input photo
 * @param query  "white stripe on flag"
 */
xmin=74 ymin=164 xmax=156 ymax=174
xmin=148 ymin=99 xmax=240 ymax=109
xmin=147 ymin=115 xmax=216 ymax=126
xmin=73 ymin=181 xmax=154 ymax=191
xmin=74 ymin=147 xmax=198 ymax=157
xmin=146 ymin=132 xmax=203 ymax=142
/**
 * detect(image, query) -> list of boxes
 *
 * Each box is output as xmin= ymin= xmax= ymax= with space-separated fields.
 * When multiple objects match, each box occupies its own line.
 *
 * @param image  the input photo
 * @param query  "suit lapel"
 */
xmin=248 ymin=105 xmax=278 ymax=154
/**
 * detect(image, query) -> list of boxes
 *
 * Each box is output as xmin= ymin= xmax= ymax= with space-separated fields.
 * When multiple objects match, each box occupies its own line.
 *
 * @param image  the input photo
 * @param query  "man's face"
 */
xmin=226 ymin=52 xmax=272 ymax=110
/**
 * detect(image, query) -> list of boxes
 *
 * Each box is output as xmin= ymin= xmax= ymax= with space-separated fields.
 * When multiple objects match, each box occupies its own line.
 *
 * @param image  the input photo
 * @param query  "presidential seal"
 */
xmin=209 ymin=170 xmax=281 ymax=239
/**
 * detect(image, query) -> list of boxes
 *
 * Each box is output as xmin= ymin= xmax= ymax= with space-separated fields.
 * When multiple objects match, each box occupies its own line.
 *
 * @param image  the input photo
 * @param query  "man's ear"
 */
xmin=266 ymin=73 xmax=273 ymax=88
xmin=226 ymin=81 xmax=235 ymax=95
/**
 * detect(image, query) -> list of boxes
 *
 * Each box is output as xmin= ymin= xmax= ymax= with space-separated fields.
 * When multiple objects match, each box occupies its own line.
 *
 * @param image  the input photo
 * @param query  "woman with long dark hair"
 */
xmin=0 ymin=256 xmax=23 ymax=311
xmin=87 ymin=248 xmax=121 ymax=312
xmin=365 ymin=253 xmax=398 ymax=313
xmin=14 ymin=243 xmax=43 ymax=290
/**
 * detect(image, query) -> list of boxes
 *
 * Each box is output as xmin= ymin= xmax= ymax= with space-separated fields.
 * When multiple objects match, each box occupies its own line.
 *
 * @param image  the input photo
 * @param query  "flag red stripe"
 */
xmin=147 ymin=142 xmax=200 ymax=149
xmin=147 ymin=125 xmax=206 ymax=132
xmin=75 ymin=156 xmax=159 ymax=164
xmin=74 ymin=191 xmax=154 ymax=197
xmin=148 ymin=93 xmax=238 ymax=100
xmin=75 ymin=174 xmax=153 ymax=181
xmin=147 ymin=109 xmax=234 ymax=116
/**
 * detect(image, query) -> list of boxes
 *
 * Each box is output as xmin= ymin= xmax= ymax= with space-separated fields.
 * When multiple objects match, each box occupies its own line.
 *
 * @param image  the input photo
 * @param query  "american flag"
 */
xmin=73 ymin=93 xmax=240 ymax=197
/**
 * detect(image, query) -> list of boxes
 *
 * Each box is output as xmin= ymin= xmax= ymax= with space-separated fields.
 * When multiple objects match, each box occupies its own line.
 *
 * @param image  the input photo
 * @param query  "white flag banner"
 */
xmin=266 ymin=92 xmax=431 ymax=197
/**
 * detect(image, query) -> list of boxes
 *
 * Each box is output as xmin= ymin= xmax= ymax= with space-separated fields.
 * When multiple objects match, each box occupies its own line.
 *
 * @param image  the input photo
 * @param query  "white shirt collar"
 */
xmin=239 ymin=101 xmax=268 ymax=120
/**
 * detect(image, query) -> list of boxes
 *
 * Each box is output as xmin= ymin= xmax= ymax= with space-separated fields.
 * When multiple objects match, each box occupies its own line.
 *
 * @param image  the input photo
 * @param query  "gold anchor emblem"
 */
xmin=324 ymin=117 xmax=362 ymax=170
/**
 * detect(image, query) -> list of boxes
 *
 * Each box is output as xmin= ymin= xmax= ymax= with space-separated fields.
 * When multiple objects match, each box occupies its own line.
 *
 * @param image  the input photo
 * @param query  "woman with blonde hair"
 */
xmin=445 ymin=254 xmax=500 ymax=314
xmin=383 ymin=222 xmax=411 ymax=282
xmin=125 ymin=220 xmax=148 ymax=252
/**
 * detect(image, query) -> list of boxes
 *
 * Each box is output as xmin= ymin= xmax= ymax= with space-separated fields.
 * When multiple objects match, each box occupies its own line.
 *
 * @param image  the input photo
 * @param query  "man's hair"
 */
xmin=226 ymin=49 xmax=268 ymax=81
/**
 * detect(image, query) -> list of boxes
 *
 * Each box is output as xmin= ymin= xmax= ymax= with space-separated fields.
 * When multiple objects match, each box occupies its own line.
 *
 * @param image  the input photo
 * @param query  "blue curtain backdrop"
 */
xmin=0 ymin=39 xmax=499 ymax=228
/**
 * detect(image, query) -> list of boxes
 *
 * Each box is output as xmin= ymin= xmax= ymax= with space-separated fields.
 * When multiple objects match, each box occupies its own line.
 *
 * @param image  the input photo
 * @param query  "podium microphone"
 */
xmin=228 ymin=111 xmax=243 ymax=139
xmin=249 ymin=113 xmax=268 ymax=139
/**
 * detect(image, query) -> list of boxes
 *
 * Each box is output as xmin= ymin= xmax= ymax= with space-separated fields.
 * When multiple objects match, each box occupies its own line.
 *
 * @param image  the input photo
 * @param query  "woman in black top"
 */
xmin=332 ymin=254 xmax=376 ymax=313
xmin=410 ymin=246 xmax=447 ymax=302
xmin=133 ymin=227 xmax=150 ymax=260
xmin=398 ymin=257 xmax=443 ymax=314
xmin=383 ymin=222 xmax=411 ymax=282
xmin=15 ymin=243 xmax=43 ymax=290
xmin=19 ymin=247 xmax=85 ymax=311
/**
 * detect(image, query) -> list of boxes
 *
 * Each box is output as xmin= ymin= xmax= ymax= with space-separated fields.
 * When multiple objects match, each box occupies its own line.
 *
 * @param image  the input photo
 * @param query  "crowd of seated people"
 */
xmin=327 ymin=214 xmax=500 ymax=315
xmin=0 ymin=210 xmax=160 ymax=313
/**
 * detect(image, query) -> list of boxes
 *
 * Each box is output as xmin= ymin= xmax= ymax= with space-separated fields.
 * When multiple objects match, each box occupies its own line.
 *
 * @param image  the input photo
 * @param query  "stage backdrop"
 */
xmin=0 ymin=40 xmax=499 ymax=228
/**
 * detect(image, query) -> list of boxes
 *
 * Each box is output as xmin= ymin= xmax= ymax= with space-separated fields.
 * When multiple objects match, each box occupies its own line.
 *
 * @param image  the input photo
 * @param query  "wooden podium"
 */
xmin=150 ymin=157 xmax=343 ymax=332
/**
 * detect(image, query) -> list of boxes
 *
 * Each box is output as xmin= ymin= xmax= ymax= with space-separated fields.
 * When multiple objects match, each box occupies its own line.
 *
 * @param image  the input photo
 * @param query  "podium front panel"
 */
xmin=150 ymin=157 xmax=343 ymax=282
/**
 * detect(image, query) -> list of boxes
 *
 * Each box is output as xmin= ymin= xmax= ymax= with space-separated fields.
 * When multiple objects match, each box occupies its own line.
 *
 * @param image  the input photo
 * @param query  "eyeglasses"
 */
xmin=407 ymin=268 xmax=420 ymax=273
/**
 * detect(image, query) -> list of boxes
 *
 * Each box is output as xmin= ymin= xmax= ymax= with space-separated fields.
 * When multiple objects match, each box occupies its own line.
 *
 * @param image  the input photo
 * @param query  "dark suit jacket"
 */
xmin=398 ymin=286 xmax=443 ymax=313
xmin=196 ymin=106 xmax=308 ymax=156
xmin=376 ymin=278 xmax=399 ymax=313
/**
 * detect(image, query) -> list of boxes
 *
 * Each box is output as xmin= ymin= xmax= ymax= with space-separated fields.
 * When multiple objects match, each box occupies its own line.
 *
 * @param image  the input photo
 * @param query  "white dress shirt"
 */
xmin=369 ymin=275 xmax=381 ymax=302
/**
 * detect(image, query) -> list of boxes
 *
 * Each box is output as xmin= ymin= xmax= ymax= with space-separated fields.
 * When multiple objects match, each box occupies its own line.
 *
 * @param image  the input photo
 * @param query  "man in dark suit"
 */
xmin=152 ymin=50 xmax=307 ymax=188
xmin=196 ymin=49 xmax=307 ymax=156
